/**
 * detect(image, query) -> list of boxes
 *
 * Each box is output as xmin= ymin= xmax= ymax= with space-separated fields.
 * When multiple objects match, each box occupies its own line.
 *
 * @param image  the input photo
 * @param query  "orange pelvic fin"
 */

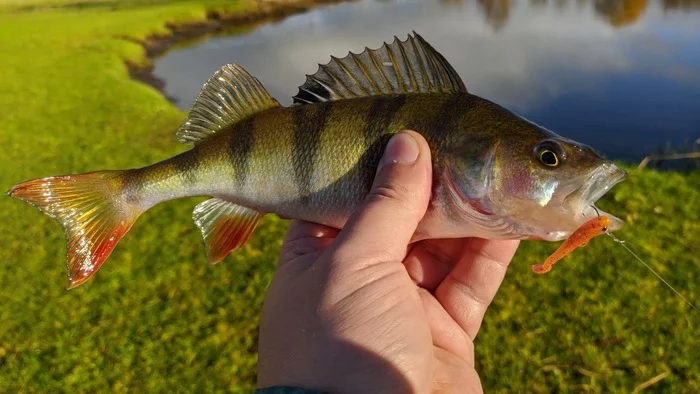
xmin=532 ymin=216 xmax=612 ymax=274
xmin=192 ymin=198 xmax=264 ymax=265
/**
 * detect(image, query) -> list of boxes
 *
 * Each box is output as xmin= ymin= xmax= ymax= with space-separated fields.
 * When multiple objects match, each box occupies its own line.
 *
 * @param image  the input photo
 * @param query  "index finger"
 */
xmin=435 ymin=238 xmax=519 ymax=339
xmin=279 ymin=220 xmax=339 ymax=268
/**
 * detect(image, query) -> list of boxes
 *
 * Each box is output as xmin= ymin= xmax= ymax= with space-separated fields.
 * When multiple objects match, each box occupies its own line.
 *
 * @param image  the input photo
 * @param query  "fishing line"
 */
xmin=607 ymin=232 xmax=699 ymax=314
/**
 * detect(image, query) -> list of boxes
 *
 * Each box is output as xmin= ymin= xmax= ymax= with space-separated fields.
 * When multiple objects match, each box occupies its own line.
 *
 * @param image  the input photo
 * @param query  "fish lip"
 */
xmin=592 ymin=164 xmax=626 ymax=201
xmin=569 ymin=163 xmax=627 ymax=231
xmin=571 ymin=162 xmax=626 ymax=203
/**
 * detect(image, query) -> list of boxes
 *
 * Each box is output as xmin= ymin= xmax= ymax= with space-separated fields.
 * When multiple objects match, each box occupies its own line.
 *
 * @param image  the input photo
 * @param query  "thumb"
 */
xmin=328 ymin=130 xmax=433 ymax=266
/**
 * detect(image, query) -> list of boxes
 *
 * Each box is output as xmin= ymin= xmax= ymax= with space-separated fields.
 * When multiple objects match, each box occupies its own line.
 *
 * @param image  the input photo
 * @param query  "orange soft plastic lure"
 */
xmin=532 ymin=216 xmax=611 ymax=274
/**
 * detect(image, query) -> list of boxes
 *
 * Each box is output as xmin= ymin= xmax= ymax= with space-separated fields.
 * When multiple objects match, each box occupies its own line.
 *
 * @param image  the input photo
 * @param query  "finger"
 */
xmin=435 ymin=238 xmax=519 ymax=340
xmin=403 ymin=239 xmax=468 ymax=291
xmin=284 ymin=220 xmax=339 ymax=243
xmin=417 ymin=289 xmax=474 ymax=365
xmin=327 ymin=130 xmax=432 ymax=267
xmin=279 ymin=220 xmax=339 ymax=267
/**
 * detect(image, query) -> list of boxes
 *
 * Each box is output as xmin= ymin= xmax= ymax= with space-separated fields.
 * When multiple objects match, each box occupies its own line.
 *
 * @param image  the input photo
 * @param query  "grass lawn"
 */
xmin=0 ymin=0 xmax=698 ymax=392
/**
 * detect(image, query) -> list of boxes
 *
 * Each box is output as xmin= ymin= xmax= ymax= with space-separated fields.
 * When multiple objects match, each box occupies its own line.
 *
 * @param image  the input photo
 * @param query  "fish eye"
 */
xmin=538 ymin=150 xmax=559 ymax=167
xmin=535 ymin=140 xmax=565 ymax=168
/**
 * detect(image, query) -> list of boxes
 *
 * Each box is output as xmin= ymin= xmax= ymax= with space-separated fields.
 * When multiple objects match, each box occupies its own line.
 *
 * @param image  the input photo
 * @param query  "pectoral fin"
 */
xmin=192 ymin=198 xmax=264 ymax=265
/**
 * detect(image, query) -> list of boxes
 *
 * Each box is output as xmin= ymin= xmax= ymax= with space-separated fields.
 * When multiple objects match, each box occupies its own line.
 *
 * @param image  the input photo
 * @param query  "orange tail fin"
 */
xmin=6 ymin=170 xmax=141 ymax=288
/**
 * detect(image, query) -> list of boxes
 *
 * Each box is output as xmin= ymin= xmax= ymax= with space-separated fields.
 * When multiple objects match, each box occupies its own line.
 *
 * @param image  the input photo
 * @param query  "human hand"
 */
xmin=257 ymin=131 xmax=519 ymax=393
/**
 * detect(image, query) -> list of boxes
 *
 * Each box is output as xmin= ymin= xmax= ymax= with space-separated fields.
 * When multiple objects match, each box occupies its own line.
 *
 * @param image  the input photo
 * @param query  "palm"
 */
xmin=274 ymin=222 xmax=519 ymax=393
xmin=404 ymin=239 xmax=518 ymax=392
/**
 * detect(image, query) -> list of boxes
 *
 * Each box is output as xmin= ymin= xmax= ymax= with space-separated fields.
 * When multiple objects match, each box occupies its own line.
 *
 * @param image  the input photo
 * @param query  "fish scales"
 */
xmin=291 ymin=102 xmax=332 ymax=204
xmin=178 ymin=94 xmax=460 ymax=224
xmin=6 ymin=32 xmax=627 ymax=287
xmin=140 ymin=90 xmax=505 ymax=225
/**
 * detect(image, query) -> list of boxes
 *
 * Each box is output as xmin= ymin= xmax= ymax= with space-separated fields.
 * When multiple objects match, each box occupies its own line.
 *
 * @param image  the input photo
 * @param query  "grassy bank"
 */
xmin=0 ymin=0 xmax=698 ymax=392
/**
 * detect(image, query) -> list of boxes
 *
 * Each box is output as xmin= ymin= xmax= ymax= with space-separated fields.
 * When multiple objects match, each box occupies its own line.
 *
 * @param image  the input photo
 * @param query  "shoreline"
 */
xmin=126 ymin=0 xmax=351 ymax=99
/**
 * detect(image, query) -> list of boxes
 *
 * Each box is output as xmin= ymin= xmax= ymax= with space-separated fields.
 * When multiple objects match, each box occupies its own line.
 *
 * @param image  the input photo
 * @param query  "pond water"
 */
xmin=153 ymin=0 xmax=700 ymax=163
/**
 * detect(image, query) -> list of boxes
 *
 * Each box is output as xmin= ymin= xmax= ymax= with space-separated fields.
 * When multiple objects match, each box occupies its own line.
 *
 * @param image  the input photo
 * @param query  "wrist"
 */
xmin=257 ymin=335 xmax=414 ymax=394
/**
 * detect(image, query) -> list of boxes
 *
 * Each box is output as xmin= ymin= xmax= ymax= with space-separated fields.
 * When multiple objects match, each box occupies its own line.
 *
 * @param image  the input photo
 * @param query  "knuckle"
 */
xmin=446 ymin=271 xmax=491 ymax=308
xmin=366 ymin=184 xmax=418 ymax=214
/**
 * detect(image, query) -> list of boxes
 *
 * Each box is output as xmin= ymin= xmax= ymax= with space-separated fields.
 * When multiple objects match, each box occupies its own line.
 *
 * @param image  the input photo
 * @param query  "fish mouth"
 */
xmin=566 ymin=162 xmax=627 ymax=232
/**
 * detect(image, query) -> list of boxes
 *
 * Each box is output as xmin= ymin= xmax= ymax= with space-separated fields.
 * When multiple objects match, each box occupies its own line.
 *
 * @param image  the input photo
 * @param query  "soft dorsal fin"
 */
xmin=176 ymin=64 xmax=280 ymax=144
xmin=293 ymin=32 xmax=467 ymax=104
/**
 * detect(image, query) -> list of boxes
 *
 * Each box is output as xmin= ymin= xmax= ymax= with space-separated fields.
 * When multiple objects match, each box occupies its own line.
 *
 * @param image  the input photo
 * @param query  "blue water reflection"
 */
xmin=153 ymin=0 xmax=700 ymax=162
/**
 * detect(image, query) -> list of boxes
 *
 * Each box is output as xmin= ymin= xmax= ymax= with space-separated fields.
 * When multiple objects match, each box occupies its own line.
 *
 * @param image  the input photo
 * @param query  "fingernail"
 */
xmin=380 ymin=132 xmax=419 ymax=169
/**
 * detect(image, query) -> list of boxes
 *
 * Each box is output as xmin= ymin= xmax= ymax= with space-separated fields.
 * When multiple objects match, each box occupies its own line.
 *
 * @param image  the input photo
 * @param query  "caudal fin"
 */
xmin=7 ymin=170 xmax=142 ymax=288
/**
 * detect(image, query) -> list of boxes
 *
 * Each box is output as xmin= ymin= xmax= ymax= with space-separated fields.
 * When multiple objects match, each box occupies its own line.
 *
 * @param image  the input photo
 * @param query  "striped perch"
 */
xmin=7 ymin=32 xmax=626 ymax=288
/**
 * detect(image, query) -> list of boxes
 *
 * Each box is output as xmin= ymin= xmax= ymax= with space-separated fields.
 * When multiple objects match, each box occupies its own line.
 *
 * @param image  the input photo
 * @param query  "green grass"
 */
xmin=0 ymin=0 xmax=698 ymax=392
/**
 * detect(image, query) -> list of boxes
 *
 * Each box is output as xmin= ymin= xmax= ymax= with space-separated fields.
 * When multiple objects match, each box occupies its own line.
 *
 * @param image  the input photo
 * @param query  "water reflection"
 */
xmin=662 ymin=0 xmax=700 ymax=10
xmin=478 ymin=0 xmax=511 ymax=31
xmin=441 ymin=0 xmax=700 ymax=30
xmin=153 ymin=0 xmax=700 ymax=162
xmin=593 ymin=0 xmax=649 ymax=27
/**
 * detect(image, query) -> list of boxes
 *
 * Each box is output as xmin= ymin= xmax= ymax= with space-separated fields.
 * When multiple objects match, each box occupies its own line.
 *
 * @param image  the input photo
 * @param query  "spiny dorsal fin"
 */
xmin=293 ymin=31 xmax=467 ymax=104
xmin=192 ymin=198 xmax=264 ymax=265
xmin=177 ymin=64 xmax=280 ymax=144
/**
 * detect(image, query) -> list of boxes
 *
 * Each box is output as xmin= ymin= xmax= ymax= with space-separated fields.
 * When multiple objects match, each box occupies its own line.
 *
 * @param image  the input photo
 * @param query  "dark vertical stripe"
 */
xmin=121 ymin=167 xmax=145 ymax=204
xmin=121 ymin=145 xmax=200 ymax=203
xmin=228 ymin=118 xmax=255 ymax=187
xmin=173 ymin=145 xmax=200 ymax=185
xmin=363 ymin=95 xmax=407 ymax=147
xmin=357 ymin=95 xmax=408 ymax=193
xmin=421 ymin=94 xmax=467 ymax=179
xmin=292 ymin=103 xmax=333 ymax=201
xmin=431 ymin=94 xmax=467 ymax=151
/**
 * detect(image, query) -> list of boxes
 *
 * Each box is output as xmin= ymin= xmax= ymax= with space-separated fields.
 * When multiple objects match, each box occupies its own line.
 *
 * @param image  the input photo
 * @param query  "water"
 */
xmin=153 ymin=0 xmax=700 ymax=163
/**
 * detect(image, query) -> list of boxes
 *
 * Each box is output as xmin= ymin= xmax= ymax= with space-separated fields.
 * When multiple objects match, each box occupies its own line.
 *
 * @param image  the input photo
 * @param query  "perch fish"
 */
xmin=7 ymin=32 xmax=627 ymax=288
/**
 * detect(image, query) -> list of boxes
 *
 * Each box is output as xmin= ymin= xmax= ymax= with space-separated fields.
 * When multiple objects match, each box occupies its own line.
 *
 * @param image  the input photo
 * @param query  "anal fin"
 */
xmin=193 ymin=198 xmax=264 ymax=265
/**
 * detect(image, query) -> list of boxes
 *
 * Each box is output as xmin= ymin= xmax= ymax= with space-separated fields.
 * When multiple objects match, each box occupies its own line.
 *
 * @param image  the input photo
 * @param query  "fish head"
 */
xmin=444 ymin=115 xmax=626 ymax=241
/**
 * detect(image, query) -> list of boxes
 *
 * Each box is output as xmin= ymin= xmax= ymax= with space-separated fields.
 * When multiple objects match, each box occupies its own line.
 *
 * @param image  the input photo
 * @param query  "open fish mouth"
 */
xmin=567 ymin=162 xmax=627 ymax=232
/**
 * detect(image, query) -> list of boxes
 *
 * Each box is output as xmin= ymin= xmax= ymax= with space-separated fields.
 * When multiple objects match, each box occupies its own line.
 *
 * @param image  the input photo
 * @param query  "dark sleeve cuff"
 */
xmin=255 ymin=387 xmax=326 ymax=394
